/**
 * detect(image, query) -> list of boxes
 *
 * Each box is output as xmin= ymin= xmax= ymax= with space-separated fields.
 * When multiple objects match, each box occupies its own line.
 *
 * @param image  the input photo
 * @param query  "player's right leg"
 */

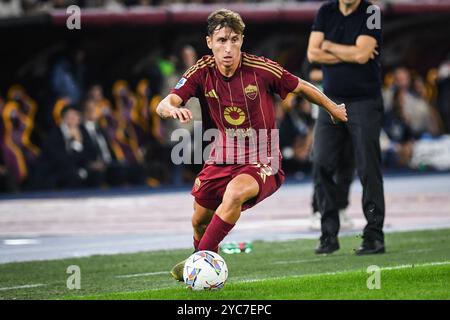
xmin=170 ymin=201 xmax=215 ymax=282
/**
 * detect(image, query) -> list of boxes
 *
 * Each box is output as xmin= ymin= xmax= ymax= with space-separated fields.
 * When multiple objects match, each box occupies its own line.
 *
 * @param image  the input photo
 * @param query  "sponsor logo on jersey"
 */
xmin=224 ymin=106 xmax=246 ymax=126
xmin=225 ymin=128 xmax=255 ymax=138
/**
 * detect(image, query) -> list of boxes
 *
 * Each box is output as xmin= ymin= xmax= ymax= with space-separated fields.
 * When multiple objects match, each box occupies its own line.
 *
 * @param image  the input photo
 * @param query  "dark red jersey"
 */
xmin=170 ymin=52 xmax=299 ymax=165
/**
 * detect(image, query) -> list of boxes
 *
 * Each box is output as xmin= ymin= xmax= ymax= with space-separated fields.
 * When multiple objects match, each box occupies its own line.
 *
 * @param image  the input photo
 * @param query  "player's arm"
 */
xmin=321 ymin=35 xmax=378 ymax=64
xmin=307 ymin=31 xmax=342 ymax=65
xmin=293 ymin=78 xmax=347 ymax=123
xmin=156 ymin=93 xmax=193 ymax=123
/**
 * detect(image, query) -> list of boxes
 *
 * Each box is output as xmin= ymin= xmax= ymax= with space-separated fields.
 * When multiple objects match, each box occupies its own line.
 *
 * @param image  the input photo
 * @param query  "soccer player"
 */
xmin=156 ymin=9 xmax=348 ymax=281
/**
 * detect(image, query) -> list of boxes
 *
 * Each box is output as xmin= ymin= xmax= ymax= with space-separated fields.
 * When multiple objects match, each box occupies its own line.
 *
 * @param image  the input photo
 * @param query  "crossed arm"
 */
xmin=307 ymin=31 xmax=378 ymax=65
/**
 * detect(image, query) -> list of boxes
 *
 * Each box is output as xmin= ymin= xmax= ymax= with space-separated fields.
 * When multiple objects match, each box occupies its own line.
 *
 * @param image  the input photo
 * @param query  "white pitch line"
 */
xmin=115 ymin=271 xmax=169 ymax=279
xmin=272 ymin=258 xmax=324 ymax=265
xmin=0 ymin=283 xmax=47 ymax=291
xmin=239 ymin=260 xmax=450 ymax=283
xmin=272 ymin=248 xmax=441 ymax=265
xmin=379 ymin=261 xmax=450 ymax=271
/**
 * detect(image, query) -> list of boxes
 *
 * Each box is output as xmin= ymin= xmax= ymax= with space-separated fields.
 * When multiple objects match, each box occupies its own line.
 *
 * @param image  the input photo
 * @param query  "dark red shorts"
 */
xmin=191 ymin=163 xmax=285 ymax=212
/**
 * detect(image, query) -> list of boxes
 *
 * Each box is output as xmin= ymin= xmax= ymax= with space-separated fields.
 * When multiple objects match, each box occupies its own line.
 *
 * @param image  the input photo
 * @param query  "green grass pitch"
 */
xmin=0 ymin=229 xmax=449 ymax=300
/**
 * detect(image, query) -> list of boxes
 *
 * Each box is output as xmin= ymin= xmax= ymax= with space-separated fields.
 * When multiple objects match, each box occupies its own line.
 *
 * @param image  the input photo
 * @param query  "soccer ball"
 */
xmin=183 ymin=250 xmax=228 ymax=291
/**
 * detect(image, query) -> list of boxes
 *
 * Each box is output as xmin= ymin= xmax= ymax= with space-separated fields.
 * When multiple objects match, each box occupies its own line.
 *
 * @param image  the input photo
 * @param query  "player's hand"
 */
xmin=169 ymin=107 xmax=193 ymax=123
xmin=329 ymin=103 xmax=347 ymax=124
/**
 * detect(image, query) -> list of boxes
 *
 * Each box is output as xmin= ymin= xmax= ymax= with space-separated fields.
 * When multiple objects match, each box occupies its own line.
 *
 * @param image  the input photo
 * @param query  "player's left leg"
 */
xmin=170 ymin=174 xmax=259 ymax=282
xmin=197 ymin=173 xmax=259 ymax=252
xmin=170 ymin=201 xmax=215 ymax=282
xmin=191 ymin=200 xmax=215 ymax=250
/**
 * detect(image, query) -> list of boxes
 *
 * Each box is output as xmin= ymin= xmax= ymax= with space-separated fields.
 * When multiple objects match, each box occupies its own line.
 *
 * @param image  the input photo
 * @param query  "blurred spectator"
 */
xmin=436 ymin=59 xmax=450 ymax=133
xmin=383 ymin=88 xmax=416 ymax=168
xmin=93 ymin=88 xmax=147 ymax=185
xmin=134 ymin=79 xmax=172 ymax=186
xmin=279 ymin=95 xmax=314 ymax=176
xmin=163 ymin=45 xmax=202 ymax=135
xmin=50 ymin=48 xmax=86 ymax=105
xmin=383 ymin=67 xmax=440 ymax=137
xmin=86 ymin=84 xmax=112 ymax=116
xmin=81 ymin=98 xmax=145 ymax=186
xmin=31 ymin=106 xmax=99 ymax=189
xmin=112 ymin=80 xmax=145 ymax=144
xmin=7 ymin=85 xmax=38 ymax=121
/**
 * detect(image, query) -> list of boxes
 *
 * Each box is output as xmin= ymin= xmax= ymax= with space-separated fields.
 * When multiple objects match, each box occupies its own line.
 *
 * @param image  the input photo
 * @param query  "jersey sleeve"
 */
xmin=269 ymin=63 xmax=300 ymax=100
xmin=170 ymin=68 xmax=201 ymax=106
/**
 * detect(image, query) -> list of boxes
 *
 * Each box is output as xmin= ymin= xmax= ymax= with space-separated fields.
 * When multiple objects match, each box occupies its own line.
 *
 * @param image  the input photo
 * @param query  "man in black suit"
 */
xmin=34 ymin=106 xmax=95 ymax=189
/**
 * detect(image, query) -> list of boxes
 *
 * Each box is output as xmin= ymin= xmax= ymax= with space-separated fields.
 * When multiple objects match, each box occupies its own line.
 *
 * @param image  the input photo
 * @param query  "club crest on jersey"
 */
xmin=224 ymin=106 xmax=246 ymax=126
xmin=175 ymin=77 xmax=187 ymax=89
xmin=244 ymin=84 xmax=258 ymax=100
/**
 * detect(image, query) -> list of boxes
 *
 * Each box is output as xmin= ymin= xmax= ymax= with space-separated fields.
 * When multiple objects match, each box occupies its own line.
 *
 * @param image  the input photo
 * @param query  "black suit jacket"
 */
xmin=80 ymin=123 xmax=116 ymax=164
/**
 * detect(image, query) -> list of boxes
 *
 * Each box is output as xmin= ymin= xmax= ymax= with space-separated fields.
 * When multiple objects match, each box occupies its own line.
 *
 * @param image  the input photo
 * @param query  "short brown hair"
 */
xmin=207 ymin=9 xmax=245 ymax=36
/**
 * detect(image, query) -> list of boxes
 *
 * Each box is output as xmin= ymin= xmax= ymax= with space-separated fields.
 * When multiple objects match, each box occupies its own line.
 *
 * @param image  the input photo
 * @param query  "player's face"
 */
xmin=207 ymin=27 xmax=243 ymax=70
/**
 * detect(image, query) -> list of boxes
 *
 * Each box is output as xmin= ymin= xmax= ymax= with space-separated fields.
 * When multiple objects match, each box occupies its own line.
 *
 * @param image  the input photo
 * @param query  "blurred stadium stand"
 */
xmin=1 ymin=0 xmax=449 ymax=193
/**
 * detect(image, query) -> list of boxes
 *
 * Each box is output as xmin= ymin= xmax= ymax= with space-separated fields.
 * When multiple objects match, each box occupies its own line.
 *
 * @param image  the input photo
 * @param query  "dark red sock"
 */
xmin=198 ymin=214 xmax=235 ymax=253
xmin=193 ymin=237 xmax=200 ymax=251
xmin=195 ymin=237 xmax=217 ymax=252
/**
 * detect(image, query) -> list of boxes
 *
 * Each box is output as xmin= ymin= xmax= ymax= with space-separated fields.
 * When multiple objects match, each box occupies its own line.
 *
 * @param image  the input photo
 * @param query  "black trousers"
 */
xmin=311 ymin=136 xmax=354 ymax=213
xmin=313 ymin=96 xmax=385 ymax=242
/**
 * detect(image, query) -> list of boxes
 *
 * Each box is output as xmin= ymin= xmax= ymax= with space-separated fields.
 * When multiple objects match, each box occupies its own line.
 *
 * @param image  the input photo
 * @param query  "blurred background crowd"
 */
xmin=2 ymin=0 xmax=449 ymax=17
xmin=1 ymin=0 xmax=450 ymax=193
